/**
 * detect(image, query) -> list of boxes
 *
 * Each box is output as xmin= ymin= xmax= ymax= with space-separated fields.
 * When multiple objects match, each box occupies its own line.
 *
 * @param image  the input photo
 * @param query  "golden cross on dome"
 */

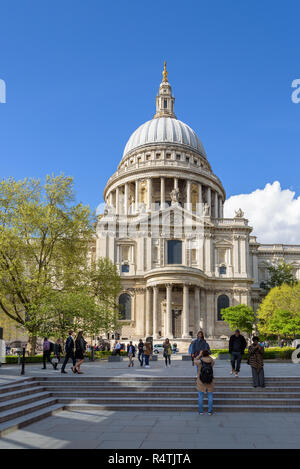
xmin=162 ymin=61 xmax=168 ymax=82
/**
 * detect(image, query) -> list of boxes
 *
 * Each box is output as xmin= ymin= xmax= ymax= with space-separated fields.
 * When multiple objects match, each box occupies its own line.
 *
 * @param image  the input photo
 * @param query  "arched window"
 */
xmin=119 ymin=293 xmax=131 ymax=320
xmin=217 ymin=294 xmax=229 ymax=321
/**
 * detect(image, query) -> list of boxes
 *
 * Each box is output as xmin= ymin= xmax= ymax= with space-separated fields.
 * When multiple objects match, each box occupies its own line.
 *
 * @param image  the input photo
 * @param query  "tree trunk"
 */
xmin=28 ymin=335 xmax=37 ymax=356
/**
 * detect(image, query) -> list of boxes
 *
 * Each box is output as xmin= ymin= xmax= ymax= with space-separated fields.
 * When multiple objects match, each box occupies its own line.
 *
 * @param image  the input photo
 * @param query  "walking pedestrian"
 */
xmin=75 ymin=331 xmax=87 ymax=374
xmin=163 ymin=338 xmax=172 ymax=367
xmin=229 ymin=329 xmax=247 ymax=377
xmin=144 ymin=340 xmax=151 ymax=368
xmin=52 ymin=339 xmax=62 ymax=370
xmin=127 ymin=341 xmax=136 ymax=367
xmin=248 ymin=336 xmax=265 ymax=388
xmin=42 ymin=337 xmax=53 ymax=369
xmin=61 ymin=331 xmax=77 ymax=374
xmin=137 ymin=339 xmax=144 ymax=366
xmin=194 ymin=349 xmax=215 ymax=415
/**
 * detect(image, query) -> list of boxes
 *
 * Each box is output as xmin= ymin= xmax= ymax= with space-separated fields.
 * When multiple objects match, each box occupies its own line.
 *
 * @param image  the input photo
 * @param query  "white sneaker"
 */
xmin=145 ymin=365 xmax=150 ymax=368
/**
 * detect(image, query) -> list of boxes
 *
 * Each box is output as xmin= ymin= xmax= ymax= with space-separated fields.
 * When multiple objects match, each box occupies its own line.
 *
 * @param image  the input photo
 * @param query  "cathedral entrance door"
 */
xmin=172 ymin=309 xmax=182 ymax=338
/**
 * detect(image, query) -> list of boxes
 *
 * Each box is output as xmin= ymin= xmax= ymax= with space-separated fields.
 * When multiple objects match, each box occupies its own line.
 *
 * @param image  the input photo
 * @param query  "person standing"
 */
xmin=163 ymin=338 xmax=172 ymax=367
xmin=52 ymin=339 xmax=62 ymax=370
xmin=192 ymin=331 xmax=211 ymax=357
xmin=42 ymin=337 xmax=52 ymax=369
xmin=137 ymin=339 xmax=144 ymax=367
xmin=192 ymin=332 xmax=210 ymax=376
xmin=61 ymin=331 xmax=77 ymax=374
xmin=75 ymin=331 xmax=86 ymax=374
xmin=114 ymin=341 xmax=121 ymax=356
xmin=229 ymin=329 xmax=247 ymax=377
xmin=127 ymin=341 xmax=136 ymax=367
xmin=248 ymin=337 xmax=265 ymax=388
xmin=194 ymin=349 xmax=215 ymax=415
xmin=144 ymin=340 xmax=151 ymax=368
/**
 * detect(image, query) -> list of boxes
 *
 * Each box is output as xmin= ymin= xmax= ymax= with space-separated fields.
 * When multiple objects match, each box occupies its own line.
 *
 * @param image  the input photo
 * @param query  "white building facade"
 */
xmin=96 ymin=63 xmax=300 ymax=348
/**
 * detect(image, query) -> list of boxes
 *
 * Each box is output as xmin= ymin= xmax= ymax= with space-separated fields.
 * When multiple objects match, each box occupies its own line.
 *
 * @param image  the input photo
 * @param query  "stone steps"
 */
xmin=46 ymin=390 xmax=300 ymax=399
xmin=0 ymin=397 xmax=57 ymax=424
xmin=1 ymin=376 xmax=300 ymax=435
xmin=62 ymin=403 xmax=300 ymax=413
xmin=54 ymin=396 xmax=300 ymax=406
xmin=0 ymin=392 xmax=51 ymax=413
xmin=0 ymin=404 xmax=63 ymax=437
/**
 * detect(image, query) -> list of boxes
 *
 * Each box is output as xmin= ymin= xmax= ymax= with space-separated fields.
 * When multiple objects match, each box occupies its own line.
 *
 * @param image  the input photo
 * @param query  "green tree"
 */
xmin=265 ymin=262 xmax=296 ymax=290
xmin=221 ymin=304 xmax=256 ymax=336
xmin=257 ymin=282 xmax=300 ymax=339
xmin=37 ymin=291 xmax=98 ymax=340
xmin=86 ymin=257 xmax=121 ymax=338
xmin=0 ymin=175 xmax=94 ymax=354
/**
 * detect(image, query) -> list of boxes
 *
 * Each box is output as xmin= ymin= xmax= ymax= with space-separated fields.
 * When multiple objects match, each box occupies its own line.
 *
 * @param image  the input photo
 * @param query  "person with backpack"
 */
xmin=42 ymin=337 xmax=53 ymax=369
xmin=137 ymin=339 xmax=144 ymax=367
xmin=127 ymin=341 xmax=136 ymax=367
xmin=163 ymin=338 xmax=172 ymax=367
xmin=248 ymin=337 xmax=265 ymax=388
xmin=229 ymin=329 xmax=247 ymax=377
xmin=192 ymin=331 xmax=210 ymax=377
xmin=194 ymin=349 xmax=215 ymax=415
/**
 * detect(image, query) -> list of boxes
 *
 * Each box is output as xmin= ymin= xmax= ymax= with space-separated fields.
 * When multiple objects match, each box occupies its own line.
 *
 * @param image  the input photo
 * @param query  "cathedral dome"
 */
xmin=122 ymin=117 xmax=207 ymax=159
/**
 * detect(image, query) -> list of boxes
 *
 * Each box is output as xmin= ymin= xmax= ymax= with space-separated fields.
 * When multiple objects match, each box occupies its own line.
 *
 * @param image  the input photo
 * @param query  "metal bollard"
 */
xmin=21 ymin=347 xmax=25 ymax=375
xmin=91 ymin=346 xmax=95 ymax=362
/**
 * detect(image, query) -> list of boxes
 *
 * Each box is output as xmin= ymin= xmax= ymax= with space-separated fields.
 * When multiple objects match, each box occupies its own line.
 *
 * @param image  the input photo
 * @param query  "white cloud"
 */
xmin=224 ymin=181 xmax=300 ymax=244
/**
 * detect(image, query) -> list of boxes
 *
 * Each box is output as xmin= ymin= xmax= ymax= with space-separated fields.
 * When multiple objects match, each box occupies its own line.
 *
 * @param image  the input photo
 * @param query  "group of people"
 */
xmin=190 ymin=330 xmax=265 ymax=415
xmin=125 ymin=338 xmax=174 ymax=368
xmin=42 ymin=330 xmax=87 ymax=374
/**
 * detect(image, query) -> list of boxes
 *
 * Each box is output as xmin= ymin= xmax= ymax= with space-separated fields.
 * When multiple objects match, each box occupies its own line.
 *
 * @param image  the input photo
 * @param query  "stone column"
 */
xmin=194 ymin=286 xmax=201 ymax=332
xmin=200 ymin=288 xmax=206 ymax=332
xmin=182 ymin=284 xmax=190 ymax=338
xmin=174 ymin=178 xmax=178 ymax=189
xmin=145 ymin=287 xmax=152 ymax=337
xmin=218 ymin=197 xmax=222 ymax=219
xmin=198 ymin=183 xmax=202 ymax=214
xmin=160 ymin=177 xmax=165 ymax=209
xmin=124 ymin=183 xmax=128 ymax=215
xmin=135 ymin=180 xmax=139 ymax=213
xmin=115 ymin=187 xmax=120 ymax=215
xmin=214 ymin=192 xmax=219 ymax=218
xmin=166 ymin=284 xmax=173 ymax=338
xmin=152 ymin=285 xmax=159 ymax=339
xmin=147 ymin=178 xmax=152 ymax=211
xmin=109 ymin=192 xmax=113 ymax=206
xmin=207 ymin=187 xmax=211 ymax=208
xmin=206 ymin=290 xmax=215 ymax=338
xmin=186 ymin=180 xmax=191 ymax=211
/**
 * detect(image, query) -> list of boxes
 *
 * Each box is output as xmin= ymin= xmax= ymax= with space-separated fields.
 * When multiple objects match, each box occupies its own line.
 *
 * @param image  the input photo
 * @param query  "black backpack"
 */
xmin=49 ymin=342 xmax=54 ymax=352
xmin=199 ymin=359 xmax=213 ymax=384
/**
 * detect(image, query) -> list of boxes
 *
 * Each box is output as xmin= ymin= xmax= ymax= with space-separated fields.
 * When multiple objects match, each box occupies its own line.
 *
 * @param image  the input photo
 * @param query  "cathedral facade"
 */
xmin=95 ymin=64 xmax=300 ymax=348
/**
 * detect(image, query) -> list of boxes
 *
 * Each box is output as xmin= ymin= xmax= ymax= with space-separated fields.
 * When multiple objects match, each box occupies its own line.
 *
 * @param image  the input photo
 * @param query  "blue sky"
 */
xmin=0 ymin=0 xmax=300 ymax=218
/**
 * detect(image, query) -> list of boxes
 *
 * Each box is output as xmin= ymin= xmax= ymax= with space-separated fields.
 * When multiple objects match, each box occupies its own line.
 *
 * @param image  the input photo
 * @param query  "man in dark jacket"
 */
xmin=229 ymin=329 xmax=247 ymax=376
xmin=61 ymin=331 xmax=76 ymax=374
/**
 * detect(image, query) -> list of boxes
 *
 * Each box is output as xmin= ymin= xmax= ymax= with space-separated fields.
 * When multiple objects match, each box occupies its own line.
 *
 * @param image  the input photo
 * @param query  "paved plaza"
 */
xmin=0 ymin=409 xmax=300 ymax=449
xmin=1 ymin=356 xmax=300 ymax=449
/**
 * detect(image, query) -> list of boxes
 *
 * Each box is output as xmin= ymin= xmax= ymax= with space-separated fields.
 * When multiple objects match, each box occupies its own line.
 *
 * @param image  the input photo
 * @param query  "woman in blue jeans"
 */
xmin=194 ymin=349 xmax=215 ymax=415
